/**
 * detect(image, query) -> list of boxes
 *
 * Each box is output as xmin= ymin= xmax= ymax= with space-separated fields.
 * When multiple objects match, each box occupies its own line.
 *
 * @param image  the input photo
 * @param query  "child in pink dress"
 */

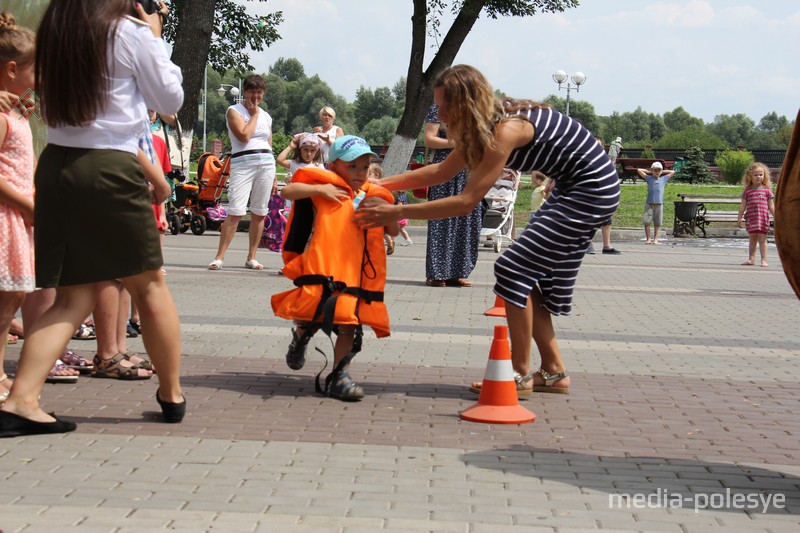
xmin=0 ymin=13 xmax=36 ymax=402
xmin=737 ymin=162 xmax=775 ymax=268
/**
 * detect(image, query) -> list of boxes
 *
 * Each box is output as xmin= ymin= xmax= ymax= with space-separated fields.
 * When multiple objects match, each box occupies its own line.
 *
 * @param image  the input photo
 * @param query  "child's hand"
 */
xmin=318 ymin=183 xmax=350 ymax=203
xmin=737 ymin=220 xmax=744 ymax=228
xmin=20 ymin=198 xmax=34 ymax=227
xmin=0 ymin=91 xmax=18 ymax=113
xmin=151 ymin=177 xmax=172 ymax=204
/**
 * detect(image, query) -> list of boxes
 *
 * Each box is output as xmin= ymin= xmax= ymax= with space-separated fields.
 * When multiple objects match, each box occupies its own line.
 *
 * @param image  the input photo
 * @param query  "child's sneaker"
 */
xmin=285 ymin=328 xmax=310 ymax=370
xmin=327 ymin=367 xmax=364 ymax=401
xmin=400 ymin=239 xmax=413 ymax=246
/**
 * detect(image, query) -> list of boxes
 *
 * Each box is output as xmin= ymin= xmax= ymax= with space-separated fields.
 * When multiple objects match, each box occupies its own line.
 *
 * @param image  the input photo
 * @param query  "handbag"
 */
xmin=258 ymin=193 xmax=286 ymax=252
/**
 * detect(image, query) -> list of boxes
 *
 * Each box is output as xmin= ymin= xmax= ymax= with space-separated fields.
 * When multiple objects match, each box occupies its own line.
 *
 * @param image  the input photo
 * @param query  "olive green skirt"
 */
xmin=34 ymin=145 xmax=163 ymax=287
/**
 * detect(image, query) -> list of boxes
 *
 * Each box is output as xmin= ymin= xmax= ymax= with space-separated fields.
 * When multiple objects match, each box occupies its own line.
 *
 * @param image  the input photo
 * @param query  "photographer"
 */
xmin=0 ymin=0 xmax=186 ymax=437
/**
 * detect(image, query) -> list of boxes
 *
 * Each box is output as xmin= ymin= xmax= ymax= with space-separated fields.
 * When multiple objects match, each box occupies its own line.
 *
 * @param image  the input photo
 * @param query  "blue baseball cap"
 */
xmin=329 ymin=135 xmax=377 ymax=162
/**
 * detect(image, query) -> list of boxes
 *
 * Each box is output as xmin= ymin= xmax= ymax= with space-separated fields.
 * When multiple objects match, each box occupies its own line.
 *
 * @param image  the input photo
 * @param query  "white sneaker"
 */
xmin=400 ymin=239 xmax=413 ymax=246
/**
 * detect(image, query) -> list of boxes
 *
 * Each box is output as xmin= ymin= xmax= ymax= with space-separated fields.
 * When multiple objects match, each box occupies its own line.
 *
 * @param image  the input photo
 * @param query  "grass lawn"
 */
xmin=407 ymin=178 xmax=747 ymax=229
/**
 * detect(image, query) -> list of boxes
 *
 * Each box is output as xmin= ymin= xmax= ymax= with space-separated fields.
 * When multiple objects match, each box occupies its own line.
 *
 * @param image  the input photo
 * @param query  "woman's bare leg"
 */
xmin=1 ymin=284 xmax=96 ymax=422
xmin=121 ymin=269 xmax=182 ymax=403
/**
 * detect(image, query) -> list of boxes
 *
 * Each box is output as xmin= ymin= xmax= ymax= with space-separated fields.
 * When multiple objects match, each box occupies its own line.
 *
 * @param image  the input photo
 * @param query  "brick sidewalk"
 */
xmin=2 ymin=229 xmax=798 ymax=532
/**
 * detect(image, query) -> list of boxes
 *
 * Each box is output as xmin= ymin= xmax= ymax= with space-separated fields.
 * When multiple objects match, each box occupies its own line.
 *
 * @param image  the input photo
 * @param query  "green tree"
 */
xmin=715 ymin=148 xmax=754 ymax=185
xmin=269 ymin=57 xmax=306 ymax=82
xmin=361 ymin=116 xmax=401 ymax=145
xmin=542 ymin=95 xmax=599 ymax=133
xmin=707 ymin=113 xmax=754 ymax=148
xmin=353 ymin=86 xmax=398 ymax=130
xmin=381 ymin=0 xmax=580 ymax=176
xmin=663 ymin=106 xmax=704 ymax=132
xmin=164 ymin=0 xmax=283 ymax=133
xmin=757 ymin=112 xmax=789 ymax=134
xmin=675 ymin=145 xmax=715 ymax=184
xmin=654 ymin=127 xmax=727 ymax=150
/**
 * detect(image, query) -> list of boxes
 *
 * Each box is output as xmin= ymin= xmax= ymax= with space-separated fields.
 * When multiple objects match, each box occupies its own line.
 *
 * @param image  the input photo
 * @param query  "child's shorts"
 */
xmin=398 ymin=218 xmax=409 ymax=227
xmin=643 ymin=203 xmax=663 ymax=226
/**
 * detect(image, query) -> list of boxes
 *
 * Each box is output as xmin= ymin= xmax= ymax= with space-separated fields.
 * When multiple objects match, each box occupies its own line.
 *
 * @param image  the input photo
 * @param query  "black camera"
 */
xmin=139 ymin=0 xmax=160 ymax=15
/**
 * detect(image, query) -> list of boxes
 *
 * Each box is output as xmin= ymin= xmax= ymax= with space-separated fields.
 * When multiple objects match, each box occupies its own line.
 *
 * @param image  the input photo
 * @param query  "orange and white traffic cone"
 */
xmin=484 ymin=295 xmax=506 ymax=317
xmin=459 ymin=325 xmax=536 ymax=425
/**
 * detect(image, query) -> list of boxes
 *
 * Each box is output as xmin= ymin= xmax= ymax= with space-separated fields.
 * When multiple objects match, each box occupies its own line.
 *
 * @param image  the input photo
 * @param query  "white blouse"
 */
xmin=48 ymin=18 xmax=183 ymax=155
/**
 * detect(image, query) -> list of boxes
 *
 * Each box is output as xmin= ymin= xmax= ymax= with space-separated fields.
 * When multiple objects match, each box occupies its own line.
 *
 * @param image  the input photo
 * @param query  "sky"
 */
xmin=240 ymin=0 xmax=799 ymax=124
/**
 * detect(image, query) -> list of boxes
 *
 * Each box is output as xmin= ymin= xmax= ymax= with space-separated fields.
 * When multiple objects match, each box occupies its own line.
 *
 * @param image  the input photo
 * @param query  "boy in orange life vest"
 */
xmin=272 ymin=135 xmax=399 ymax=401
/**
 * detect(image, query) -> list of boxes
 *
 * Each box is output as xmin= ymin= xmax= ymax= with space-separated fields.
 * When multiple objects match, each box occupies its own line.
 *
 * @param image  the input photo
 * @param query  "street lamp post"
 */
xmin=552 ymin=70 xmax=587 ymax=117
xmin=217 ymin=81 xmax=242 ymax=103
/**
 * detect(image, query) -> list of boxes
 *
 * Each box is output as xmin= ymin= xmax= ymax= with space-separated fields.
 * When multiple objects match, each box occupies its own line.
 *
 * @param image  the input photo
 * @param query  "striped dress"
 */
xmin=494 ymin=107 xmax=620 ymax=315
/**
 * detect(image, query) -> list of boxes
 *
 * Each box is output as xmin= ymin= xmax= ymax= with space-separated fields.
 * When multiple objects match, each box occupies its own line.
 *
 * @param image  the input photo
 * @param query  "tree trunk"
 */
xmin=169 ymin=0 xmax=217 ymax=141
xmin=382 ymin=0 xmax=486 ymax=177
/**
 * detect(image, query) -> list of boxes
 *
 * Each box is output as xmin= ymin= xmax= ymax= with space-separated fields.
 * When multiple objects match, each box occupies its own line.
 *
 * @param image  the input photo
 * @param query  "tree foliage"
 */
xmin=381 ymin=0 xmax=580 ymax=176
xmin=163 ymin=0 xmax=283 ymax=132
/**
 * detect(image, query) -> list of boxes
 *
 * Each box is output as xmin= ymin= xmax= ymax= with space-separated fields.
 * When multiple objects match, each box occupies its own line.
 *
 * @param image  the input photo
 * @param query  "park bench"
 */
xmin=673 ymin=193 xmax=743 ymax=238
xmin=615 ymin=158 xmax=674 ymax=184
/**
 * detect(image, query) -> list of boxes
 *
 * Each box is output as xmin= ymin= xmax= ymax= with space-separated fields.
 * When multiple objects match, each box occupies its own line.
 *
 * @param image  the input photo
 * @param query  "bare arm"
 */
xmin=637 ymin=168 xmax=649 ymax=178
xmin=356 ymin=120 xmax=530 ymax=227
xmin=737 ymin=197 xmax=747 ymax=227
xmin=424 ymin=122 xmax=453 ymax=150
xmin=281 ymin=182 xmax=350 ymax=203
xmin=276 ymin=141 xmax=295 ymax=169
xmin=227 ymin=103 xmax=260 ymax=144
xmin=137 ymin=148 xmax=171 ymax=204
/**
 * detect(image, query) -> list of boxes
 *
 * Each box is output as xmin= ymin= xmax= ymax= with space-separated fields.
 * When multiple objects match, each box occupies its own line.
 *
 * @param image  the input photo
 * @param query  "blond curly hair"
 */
xmin=434 ymin=65 xmax=548 ymax=169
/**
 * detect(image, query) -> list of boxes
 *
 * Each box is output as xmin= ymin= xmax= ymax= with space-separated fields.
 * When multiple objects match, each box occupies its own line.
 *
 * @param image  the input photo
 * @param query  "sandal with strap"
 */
xmin=0 ymin=373 xmax=11 ymax=405
xmin=72 ymin=323 xmax=96 ymax=340
xmin=46 ymin=360 xmax=80 ymax=383
xmin=327 ymin=368 xmax=365 ymax=402
xmin=59 ymin=349 xmax=93 ymax=374
xmin=469 ymin=371 xmax=533 ymax=398
xmin=123 ymin=352 xmax=155 ymax=373
xmin=286 ymin=327 xmax=313 ymax=370
xmin=92 ymin=353 xmax=152 ymax=380
xmin=533 ymin=368 xmax=570 ymax=394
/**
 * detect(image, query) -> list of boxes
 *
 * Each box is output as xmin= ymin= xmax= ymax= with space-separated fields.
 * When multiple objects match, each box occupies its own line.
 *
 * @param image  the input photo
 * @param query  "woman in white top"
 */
xmin=0 ymin=0 xmax=186 ymax=437
xmin=314 ymin=106 xmax=344 ymax=164
xmin=209 ymin=74 xmax=276 ymax=271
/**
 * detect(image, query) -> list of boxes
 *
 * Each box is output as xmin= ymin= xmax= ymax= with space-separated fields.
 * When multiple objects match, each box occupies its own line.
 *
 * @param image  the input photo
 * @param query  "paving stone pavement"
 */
xmin=2 ymin=227 xmax=799 ymax=532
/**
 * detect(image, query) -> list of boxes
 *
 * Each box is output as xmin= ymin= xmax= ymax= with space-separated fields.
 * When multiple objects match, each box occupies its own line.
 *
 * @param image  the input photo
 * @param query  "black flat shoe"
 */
xmin=156 ymin=390 xmax=186 ymax=423
xmin=0 ymin=410 xmax=77 ymax=438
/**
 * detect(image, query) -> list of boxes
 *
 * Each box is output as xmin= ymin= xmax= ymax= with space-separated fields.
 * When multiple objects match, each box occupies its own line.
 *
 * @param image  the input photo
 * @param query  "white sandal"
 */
xmin=244 ymin=259 xmax=264 ymax=270
xmin=208 ymin=259 xmax=223 ymax=270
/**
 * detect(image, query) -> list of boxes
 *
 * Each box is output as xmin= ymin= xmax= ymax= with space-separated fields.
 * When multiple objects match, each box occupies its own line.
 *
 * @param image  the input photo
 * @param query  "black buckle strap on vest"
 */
xmin=230 ymin=148 xmax=272 ymax=159
xmin=293 ymin=275 xmax=383 ymax=336
xmin=314 ymin=326 xmax=363 ymax=395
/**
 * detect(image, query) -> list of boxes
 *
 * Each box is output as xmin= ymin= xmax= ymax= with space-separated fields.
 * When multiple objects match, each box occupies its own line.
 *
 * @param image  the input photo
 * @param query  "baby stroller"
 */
xmin=480 ymin=169 xmax=520 ymax=252
xmin=168 ymin=152 xmax=231 ymax=235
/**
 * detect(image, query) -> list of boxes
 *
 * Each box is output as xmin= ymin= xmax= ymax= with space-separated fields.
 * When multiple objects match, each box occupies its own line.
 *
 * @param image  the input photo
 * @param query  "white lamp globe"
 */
xmin=571 ymin=72 xmax=587 ymax=85
xmin=230 ymin=87 xmax=240 ymax=97
xmin=552 ymin=70 xmax=567 ymax=83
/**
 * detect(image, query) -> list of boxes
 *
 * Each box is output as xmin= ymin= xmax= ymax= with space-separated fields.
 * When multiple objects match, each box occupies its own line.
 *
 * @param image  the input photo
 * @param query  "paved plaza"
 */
xmin=1 ymin=227 xmax=799 ymax=532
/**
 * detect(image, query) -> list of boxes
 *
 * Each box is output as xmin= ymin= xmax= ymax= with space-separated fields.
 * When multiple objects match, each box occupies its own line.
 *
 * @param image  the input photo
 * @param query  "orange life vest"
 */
xmin=271 ymin=167 xmax=394 ymax=338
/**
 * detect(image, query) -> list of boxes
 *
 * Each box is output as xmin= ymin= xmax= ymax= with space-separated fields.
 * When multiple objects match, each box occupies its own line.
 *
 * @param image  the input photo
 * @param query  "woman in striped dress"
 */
xmin=355 ymin=65 xmax=619 ymax=395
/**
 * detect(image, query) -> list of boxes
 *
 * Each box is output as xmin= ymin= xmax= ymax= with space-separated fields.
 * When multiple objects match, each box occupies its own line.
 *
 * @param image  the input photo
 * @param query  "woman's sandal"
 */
xmin=72 ymin=323 xmax=96 ymax=340
xmin=445 ymin=278 xmax=472 ymax=287
xmin=46 ymin=360 xmax=80 ymax=384
xmin=533 ymin=368 xmax=570 ymax=394
xmin=123 ymin=352 xmax=155 ymax=373
xmin=327 ymin=369 xmax=365 ymax=402
xmin=0 ymin=373 xmax=11 ymax=405
xmin=469 ymin=371 xmax=534 ymax=398
xmin=425 ymin=279 xmax=446 ymax=287
xmin=59 ymin=349 xmax=94 ymax=374
xmin=92 ymin=353 xmax=152 ymax=380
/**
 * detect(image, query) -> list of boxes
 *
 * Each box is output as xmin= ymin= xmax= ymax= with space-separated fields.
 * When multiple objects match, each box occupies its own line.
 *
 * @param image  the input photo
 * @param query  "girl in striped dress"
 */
xmin=737 ymin=162 xmax=775 ymax=268
xmin=355 ymin=65 xmax=619 ymax=396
